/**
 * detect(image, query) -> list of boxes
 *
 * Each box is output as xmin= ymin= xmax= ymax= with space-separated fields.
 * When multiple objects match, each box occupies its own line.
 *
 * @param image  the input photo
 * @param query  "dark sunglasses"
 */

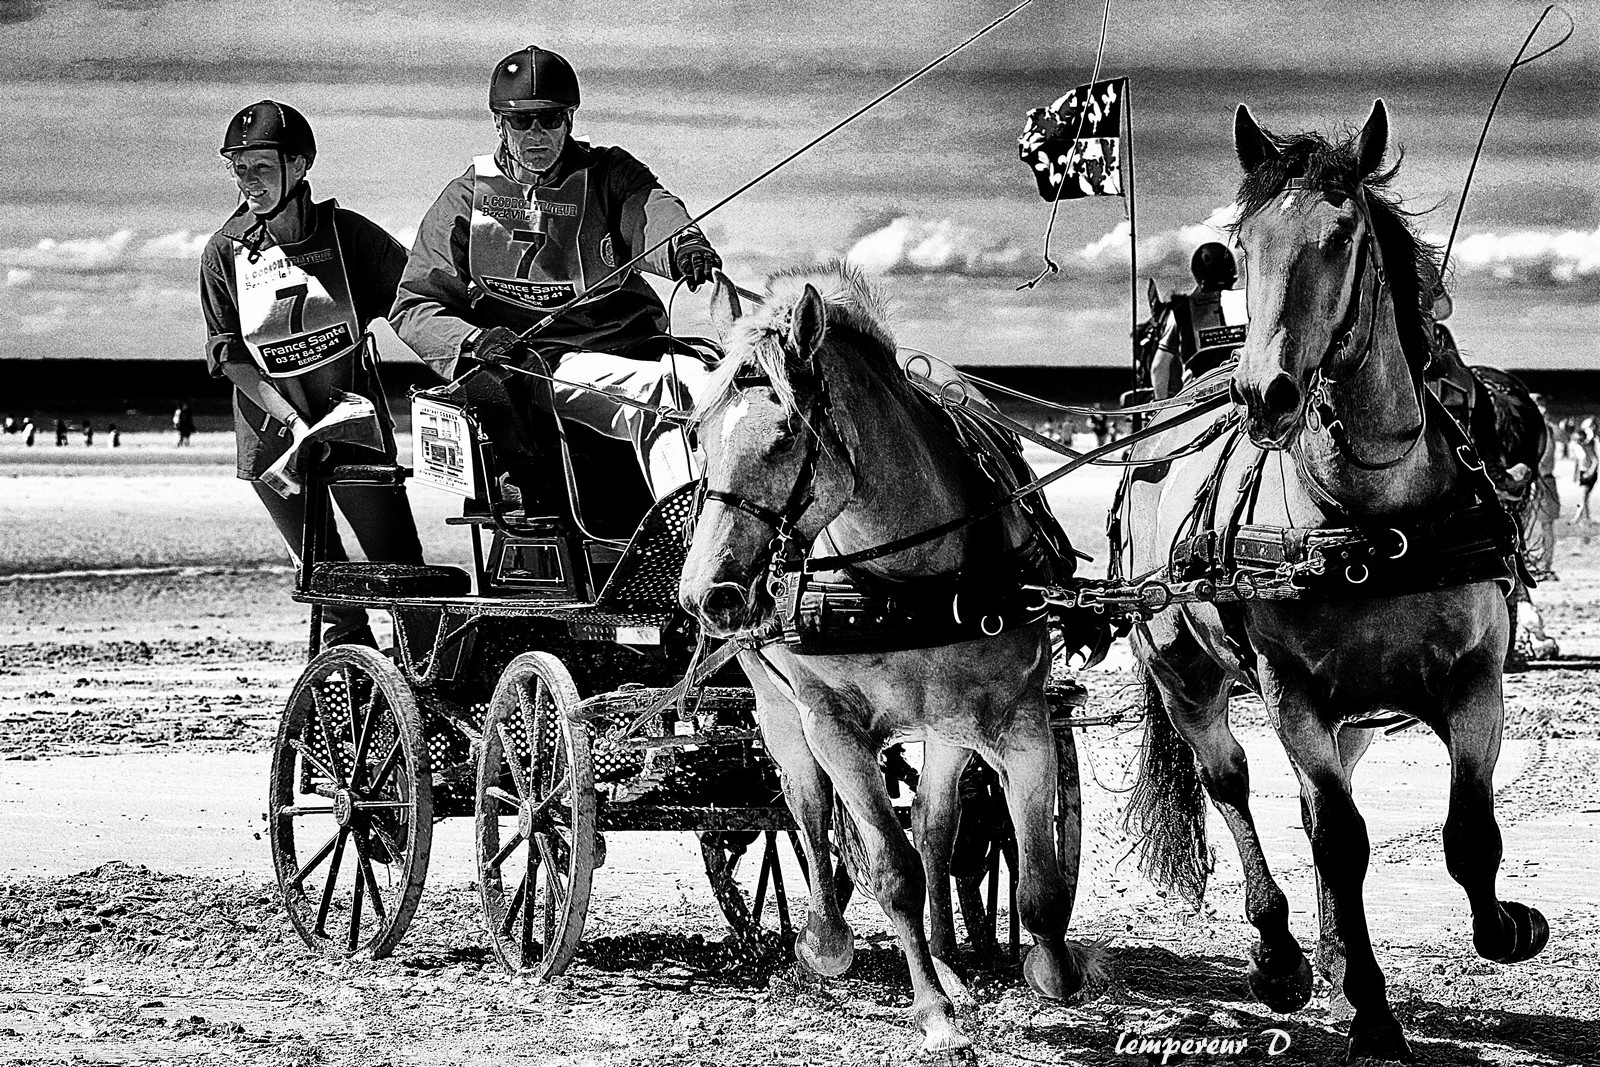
xmin=500 ymin=109 xmax=570 ymax=132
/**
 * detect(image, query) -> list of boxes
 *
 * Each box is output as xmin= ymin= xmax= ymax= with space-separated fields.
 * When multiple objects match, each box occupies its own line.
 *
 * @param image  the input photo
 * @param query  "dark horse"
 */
xmin=1118 ymin=101 xmax=1548 ymax=1062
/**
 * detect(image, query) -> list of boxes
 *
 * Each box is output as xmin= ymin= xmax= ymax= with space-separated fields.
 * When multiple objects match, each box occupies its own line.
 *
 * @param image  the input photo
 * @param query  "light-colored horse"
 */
xmin=679 ymin=265 xmax=1100 ymax=1060
xmin=1119 ymin=100 xmax=1548 ymax=1063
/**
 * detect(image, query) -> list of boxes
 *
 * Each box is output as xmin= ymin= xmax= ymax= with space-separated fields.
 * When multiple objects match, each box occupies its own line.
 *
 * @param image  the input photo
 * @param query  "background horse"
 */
xmin=680 ymin=264 xmax=1101 ymax=1061
xmin=1117 ymin=100 xmax=1548 ymax=1063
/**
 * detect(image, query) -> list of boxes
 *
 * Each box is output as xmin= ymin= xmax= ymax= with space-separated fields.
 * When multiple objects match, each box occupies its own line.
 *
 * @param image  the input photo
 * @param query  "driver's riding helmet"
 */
xmin=220 ymin=100 xmax=316 ymax=217
xmin=489 ymin=46 xmax=580 ymax=112
xmin=1190 ymin=242 xmax=1237 ymax=290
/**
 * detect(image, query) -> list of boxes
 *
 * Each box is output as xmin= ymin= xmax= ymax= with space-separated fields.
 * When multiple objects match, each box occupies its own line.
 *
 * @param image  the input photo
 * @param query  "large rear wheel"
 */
xmin=476 ymin=652 xmax=596 ymax=978
xmin=269 ymin=645 xmax=432 ymax=958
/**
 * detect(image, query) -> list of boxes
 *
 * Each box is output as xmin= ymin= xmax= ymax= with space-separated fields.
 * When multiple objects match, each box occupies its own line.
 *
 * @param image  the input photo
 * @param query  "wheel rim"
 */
xmin=269 ymin=646 xmax=432 ymax=958
xmin=477 ymin=653 xmax=595 ymax=978
xmin=701 ymin=829 xmax=814 ymax=946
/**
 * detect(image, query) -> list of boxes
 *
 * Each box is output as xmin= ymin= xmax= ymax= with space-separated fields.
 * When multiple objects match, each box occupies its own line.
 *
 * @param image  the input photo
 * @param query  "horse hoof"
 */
xmin=932 ymin=956 xmax=976 ymax=1010
xmin=1492 ymin=902 xmax=1550 ymax=964
xmin=1022 ymin=944 xmax=1084 ymax=1003
xmin=1346 ymin=1014 xmax=1413 ymax=1063
xmin=920 ymin=1048 xmax=977 ymax=1067
xmin=1247 ymin=948 xmax=1313 ymax=1014
xmin=795 ymin=921 xmax=854 ymax=978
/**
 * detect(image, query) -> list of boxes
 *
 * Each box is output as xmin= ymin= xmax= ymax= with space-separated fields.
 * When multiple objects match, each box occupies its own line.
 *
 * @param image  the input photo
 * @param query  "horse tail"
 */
xmin=1122 ymin=672 xmax=1212 ymax=903
xmin=830 ymin=794 xmax=874 ymax=901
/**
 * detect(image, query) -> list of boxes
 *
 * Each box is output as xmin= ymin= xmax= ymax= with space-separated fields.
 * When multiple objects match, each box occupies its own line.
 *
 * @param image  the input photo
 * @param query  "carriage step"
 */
xmin=307 ymin=562 xmax=472 ymax=598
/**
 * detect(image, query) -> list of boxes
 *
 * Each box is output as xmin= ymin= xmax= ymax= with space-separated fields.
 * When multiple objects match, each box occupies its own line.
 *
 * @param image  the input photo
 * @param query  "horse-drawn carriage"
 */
xmin=265 ymin=322 xmax=1089 ymax=981
xmin=263 ymin=96 xmax=1560 ymax=1064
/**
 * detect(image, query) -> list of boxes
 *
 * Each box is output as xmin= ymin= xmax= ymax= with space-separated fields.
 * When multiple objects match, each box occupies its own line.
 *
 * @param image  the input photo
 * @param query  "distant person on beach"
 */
xmin=1089 ymin=410 xmax=1111 ymax=448
xmin=200 ymin=99 xmax=424 ymax=649
xmin=82 ymin=421 xmax=93 ymax=447
xmin=173 ymin=403 xmax=196 ymax=446
xmin=23 ymin=420 xmax=36 ymax=447
xmin=1572 ymin=417 xmax=1597 ymax=526
xmin=1 ymin=415 xmax=16 ymax=434
xmin=390 ymin=44 xmax=723 ymax=504
xmin=1520 ymin=394 xmax=1559 ymax=581
xmin=54 ymin=418 xmax=68 ymax=447
xmin=109 ymin=423 xmax=121 ymax=448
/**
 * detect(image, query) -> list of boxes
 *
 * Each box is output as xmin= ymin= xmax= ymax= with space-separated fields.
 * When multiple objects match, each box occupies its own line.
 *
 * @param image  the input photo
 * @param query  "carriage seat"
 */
xmin=308 ymin=562 xmax=472 ymax=599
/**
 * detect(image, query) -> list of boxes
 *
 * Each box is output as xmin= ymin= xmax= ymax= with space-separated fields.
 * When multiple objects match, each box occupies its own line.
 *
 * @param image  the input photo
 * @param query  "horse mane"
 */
xmin=1227 ymin=123 xmax=1442 ymax=373
xmin=698 ymin=261 xmax=904 ymax=422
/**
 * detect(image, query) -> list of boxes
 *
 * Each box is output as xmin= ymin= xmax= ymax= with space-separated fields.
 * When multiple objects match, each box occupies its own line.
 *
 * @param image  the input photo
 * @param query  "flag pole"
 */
xmin=1123 ymin=81 xmax=1143 ymax=420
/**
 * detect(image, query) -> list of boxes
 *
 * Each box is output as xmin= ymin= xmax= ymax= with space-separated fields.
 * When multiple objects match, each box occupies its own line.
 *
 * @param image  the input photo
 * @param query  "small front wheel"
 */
xmin=476 ymin=652 xmax=596 ymax=978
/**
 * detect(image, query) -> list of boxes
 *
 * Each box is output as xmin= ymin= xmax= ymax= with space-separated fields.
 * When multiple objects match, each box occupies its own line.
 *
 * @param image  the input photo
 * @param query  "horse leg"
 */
xmin=1438 ymin=661 xmax=1549 ymax=967
xmin=993 ymin=710 xmax=1100 ymax=1002
xmin=805 ymin=712 xmax=969 ymax=1059
xmin=1149 ymin=646 xmax=1313 ymax=1014
xmin=914 ymin=740 xmax=972 ymax=970
xmin=1307 ymin=726 xmax=1375 ymax=1022
xmin=743 ymin=656 xmax=854 ymax=977
xmin=1277 ymin=687 xmax=1410 ymax=1063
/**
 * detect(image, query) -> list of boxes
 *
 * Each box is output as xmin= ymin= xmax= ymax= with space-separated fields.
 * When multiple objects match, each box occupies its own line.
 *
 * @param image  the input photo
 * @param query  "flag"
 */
xmin=1018 ymin=77 xmax=1127 ymax=201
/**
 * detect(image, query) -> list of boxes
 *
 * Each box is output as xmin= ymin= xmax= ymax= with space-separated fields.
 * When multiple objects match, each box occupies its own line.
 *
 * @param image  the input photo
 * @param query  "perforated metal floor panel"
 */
xmin=592 ymin=481 xmax=698 ymax=612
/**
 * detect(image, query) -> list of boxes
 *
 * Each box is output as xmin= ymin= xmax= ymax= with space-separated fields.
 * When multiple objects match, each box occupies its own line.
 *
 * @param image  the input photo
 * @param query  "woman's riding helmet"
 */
xmin=220 ymin=100 xmax=317 ymax=164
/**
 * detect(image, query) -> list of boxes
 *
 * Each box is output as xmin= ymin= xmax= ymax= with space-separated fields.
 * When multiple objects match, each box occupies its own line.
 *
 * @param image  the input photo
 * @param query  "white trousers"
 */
xmin=550 ymin=350 xmax=711 ymax=497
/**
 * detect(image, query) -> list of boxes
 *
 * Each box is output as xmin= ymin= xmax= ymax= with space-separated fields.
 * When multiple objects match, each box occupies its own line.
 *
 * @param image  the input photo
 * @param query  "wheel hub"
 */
xmin=333 ymin=788 xmax=356 ymax=828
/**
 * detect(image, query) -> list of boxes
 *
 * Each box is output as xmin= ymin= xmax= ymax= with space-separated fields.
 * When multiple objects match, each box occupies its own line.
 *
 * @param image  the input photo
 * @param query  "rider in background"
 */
xmin=200 ymin=101 xmax=424 ymax=649
xmin=1149 ymin=242 xmax=1247 ymax=400
xmin=391 ymin=45 xmax=722 ymax=506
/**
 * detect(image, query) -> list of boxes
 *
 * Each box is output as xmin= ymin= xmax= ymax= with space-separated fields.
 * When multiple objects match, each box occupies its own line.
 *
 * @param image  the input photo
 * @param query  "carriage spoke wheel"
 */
xmin=476 ymin=652 xmax=596 ymax=979
xmin=700 ymin=830 xmax=854 ymax=955
xmin=269 ymin=646 xmax=432 ymax=958
xmin=955 ymin=729 xmax=1082 ymax=959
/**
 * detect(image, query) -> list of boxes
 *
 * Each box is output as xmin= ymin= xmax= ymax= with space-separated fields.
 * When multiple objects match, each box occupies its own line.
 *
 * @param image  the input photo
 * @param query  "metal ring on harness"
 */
xmin=1022 ymin=589 xmax=1049 ymax=614
xmin=903 ymin=352 xmax=933 ymax=382
xmin=1387 ymin=528 xmax=1409 ymax=560
xmin=1138 ymin=580 xmax=1172 ymax=613
xmin=939 ymin=378 xmax=971 ymax=408
xmin=980 ymin=615 xmax=1004 ymax=636
xmin=1346 ymin=563 xmax=1370 ymax=585
xmin=1232 ymin=572 xmax=1258 ymax=600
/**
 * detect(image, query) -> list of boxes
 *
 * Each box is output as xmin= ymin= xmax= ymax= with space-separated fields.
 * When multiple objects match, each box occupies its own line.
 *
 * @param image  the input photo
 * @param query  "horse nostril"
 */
xmin=701 ymin=583 xmax=749 ymax=626
xmin=1263 ymin=374 xmax=1301 ymax=417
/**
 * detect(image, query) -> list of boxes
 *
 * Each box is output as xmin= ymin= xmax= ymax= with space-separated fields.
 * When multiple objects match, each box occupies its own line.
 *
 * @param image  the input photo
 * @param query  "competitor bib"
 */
xmin=1189 ymin=288 xmax=1249 ymax=357
xmin=235 ymin=227 xmax=361 ymax=378
xmin=468 ymin=154 xmax=615 ymax=312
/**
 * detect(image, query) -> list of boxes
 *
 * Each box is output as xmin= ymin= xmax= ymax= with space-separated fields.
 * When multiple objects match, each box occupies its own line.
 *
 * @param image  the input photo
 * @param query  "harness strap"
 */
xmin=801 ymin=391 xmax=1230 ymax=574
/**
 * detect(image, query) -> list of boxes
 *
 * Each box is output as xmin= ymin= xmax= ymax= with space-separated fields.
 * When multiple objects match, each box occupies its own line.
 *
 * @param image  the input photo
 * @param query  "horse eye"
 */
xmin=1328 ymin=231 xmax=1353 ymax=251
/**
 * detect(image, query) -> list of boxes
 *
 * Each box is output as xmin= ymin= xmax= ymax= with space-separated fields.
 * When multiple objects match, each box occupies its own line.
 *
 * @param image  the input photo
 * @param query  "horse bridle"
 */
xmin=692 ymin=347 xmax=843 ymax=599
xmin=1287 ymin=178 xmax=1427 ymax=473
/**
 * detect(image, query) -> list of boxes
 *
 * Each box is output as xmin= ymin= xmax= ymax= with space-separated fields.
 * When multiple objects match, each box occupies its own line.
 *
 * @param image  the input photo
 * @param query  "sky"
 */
xmin=0 ymin=0 xmax=1595 ymax=368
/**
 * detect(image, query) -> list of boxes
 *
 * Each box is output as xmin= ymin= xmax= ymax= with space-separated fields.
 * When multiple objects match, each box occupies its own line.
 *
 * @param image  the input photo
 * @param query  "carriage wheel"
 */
xmin=476 ymin=652 xmax=596 ymax=978
xmin=700 ymin=829 xmax=852 ymax=948
xmin=954 ymin=728 xmax=1082 ymax=956
xmin=269 ymin=645 xmax=432 ymax=958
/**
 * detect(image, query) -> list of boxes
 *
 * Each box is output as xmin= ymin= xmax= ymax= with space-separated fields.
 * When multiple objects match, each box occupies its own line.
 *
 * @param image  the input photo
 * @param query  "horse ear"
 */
xmin=788 ymin=284 xmax=827 ymax=365
xmin=1234 ymin=104 xmax=1278 ymax=173
xmin=1354 ymin=98 xmax=1388 ymax=179
xmin=708 ymin=271 xmax=742 ymax=336
xmin=1146 ymin=277 xmax=1160 ymax=315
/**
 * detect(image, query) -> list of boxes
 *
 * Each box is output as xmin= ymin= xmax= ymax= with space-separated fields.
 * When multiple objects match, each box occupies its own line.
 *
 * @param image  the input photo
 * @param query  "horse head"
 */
xmin=679 ymin=267 xmax=872 ymax=636
xmin=1229 ymin=99 xmax=1400 ymax=448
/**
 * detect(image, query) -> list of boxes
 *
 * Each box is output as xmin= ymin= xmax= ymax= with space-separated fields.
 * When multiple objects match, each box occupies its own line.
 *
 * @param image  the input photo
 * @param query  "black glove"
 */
xmin=468 ymin=326 xmax=526 ymax=367
xmin=673 ymin=243 xmax=722 ymax=291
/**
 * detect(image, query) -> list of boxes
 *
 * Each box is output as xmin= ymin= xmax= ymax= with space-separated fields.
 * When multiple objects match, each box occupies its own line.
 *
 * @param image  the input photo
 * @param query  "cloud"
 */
xmin=1445 ymin=225 xmax=1600 ymax=288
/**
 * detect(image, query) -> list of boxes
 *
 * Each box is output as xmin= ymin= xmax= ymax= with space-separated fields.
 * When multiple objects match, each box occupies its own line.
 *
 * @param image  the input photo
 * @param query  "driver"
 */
xmin=1150 ymin=242 xmax=1247 ymax=399
xmin=391 ymin=45 xmax=723 ymax=505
